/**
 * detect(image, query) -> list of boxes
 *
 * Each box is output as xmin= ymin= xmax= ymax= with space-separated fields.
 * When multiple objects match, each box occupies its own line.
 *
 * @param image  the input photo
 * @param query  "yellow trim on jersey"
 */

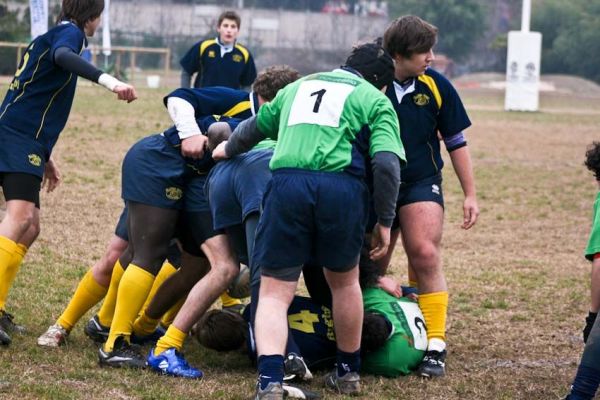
xmin=0 ymin=49 xmax=49 ymax=121
xmin=200 ymin=39 xmax=218 ymax=57
xmin=418 ymin=74 xmax=442 ymax=109
xmin=234 ymin=44 xmax=250 ymax=63
xmin=223 ymin=100 xmax=251 ymax=117
xmin=35 ymin=73 xmax=73 ymax=139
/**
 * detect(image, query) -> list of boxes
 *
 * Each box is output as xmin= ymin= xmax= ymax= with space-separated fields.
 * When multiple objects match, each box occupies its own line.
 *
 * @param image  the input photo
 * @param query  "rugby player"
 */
xmin=0 ymin=0 xmax=136 ymax=346
xmin=212 ymin=42 xmax=404 ymax=398
xmin=381 ymin=15 xmax=480 ymax=377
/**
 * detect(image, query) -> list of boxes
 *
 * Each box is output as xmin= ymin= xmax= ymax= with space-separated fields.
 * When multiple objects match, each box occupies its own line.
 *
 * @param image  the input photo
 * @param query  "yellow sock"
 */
xmin=220 ymin=291 xmax=242 ymax=308
xmin=97 ymin=260 xmax=125 ymax=327
xmin=0 ymin=236 xmax=20 ymax=311
xmin=154 ymin=324 xmax=187 ymax=355
xmin=103 ymin=264 xmax=154 ymax=352
xmin=133 ymin=310 xmax=161 ymax=337
xmin=160 ymin=296 xmax=185 ymax=329
xmin=57 ymin=269 xmax=108 ymax=331
xmin=418 ymin=291 xmax=448 ymax=342
xmin=138 ymin=261 xmax=177 ymax=318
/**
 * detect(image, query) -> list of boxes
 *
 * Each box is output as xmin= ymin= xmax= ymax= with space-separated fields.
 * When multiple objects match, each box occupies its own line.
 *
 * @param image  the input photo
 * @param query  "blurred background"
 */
xmin=1 ymin=0 xmax=599 ymax=88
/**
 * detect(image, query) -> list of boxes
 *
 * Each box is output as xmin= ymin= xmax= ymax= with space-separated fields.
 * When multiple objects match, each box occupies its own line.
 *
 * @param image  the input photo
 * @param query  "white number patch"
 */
xmin=287 ymin=80 xmax=355 ymax=128
xmin=397 ymin=301 xmax=428 ymax=351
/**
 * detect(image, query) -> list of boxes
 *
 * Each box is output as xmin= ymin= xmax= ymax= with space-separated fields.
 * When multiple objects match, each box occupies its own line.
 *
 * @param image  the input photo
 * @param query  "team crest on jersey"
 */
xmin=413 ymin=93 xmax=430 ymax=106
xmin=208 ymin=50 xmax=216 ymax=58
xmin=232 ymin=54 xmax=242 ymax=63
xmin=28 ymin=154 xmax=42 ymax=167
xmin=165 ymin=187 xmax=183 ymax=200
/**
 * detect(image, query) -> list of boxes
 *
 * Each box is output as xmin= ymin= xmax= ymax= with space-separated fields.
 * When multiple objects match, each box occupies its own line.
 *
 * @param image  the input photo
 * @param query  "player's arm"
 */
xmin=447 ymin=143 xmax=479 ymax=229
xmin=166 ymin=96 xmax=206 ymax=159
xmin=212 ymin=116 xmax=265 ymax=160
xmin=179 ymin=42 xmax=201 ymax=89
xmin=42 ymin=156 xmax=61 ymax=193
xmin=180 ymin=70 xmax=193 ymax=88
xmin=53 ymin=47 xmax=137 ymax=102
xmin=370 ymin=151 xmax=401 ymax=260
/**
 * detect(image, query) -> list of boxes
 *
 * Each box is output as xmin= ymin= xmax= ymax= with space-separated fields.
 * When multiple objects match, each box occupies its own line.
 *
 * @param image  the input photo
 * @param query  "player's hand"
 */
xmin=462 ymin=195 xmax=479 ymax=229
xmin=212 ymin=141 xmax=229 ymax=161
xmin=370 ymin=223 xmax=390 ymax=260
xmin=113 ymin=84 xmax=137 ymax=103
xmin=377 ymin=275 xmax=402 ymax=298
xmin=42 ymin=158 xmax=61 ymax=193
xmin=181 ymin=135 xmax=208 ymax=159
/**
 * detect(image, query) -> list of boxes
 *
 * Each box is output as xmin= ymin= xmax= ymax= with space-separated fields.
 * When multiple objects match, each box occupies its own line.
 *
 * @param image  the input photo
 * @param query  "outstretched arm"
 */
xmin=54 ymin=47 xmax=137 ymax=102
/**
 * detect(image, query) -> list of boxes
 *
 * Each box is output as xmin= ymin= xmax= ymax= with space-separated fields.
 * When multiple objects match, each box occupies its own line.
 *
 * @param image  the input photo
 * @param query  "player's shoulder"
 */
xmin=420 ymin=68 xmax=458 ymax=94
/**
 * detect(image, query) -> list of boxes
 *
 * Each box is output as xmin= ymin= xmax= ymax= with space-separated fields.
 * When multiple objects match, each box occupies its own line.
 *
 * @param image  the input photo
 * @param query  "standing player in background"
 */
xmin=564 ymin=141 xmax=600 ymax=400
xmin=213 ymin=42 xmax=404 ymax=399
xmin=0 ymin=0 xmax=137 ymax=346
xmin=181 ymin=10 xmax=259 ymax=311
xmin=381 ymin=15 xmax=479 ymax=377
xmin=180 ymin=10 xmax=257 ymax=89
xmin=581 ymin=141 xmax=600 ymax=343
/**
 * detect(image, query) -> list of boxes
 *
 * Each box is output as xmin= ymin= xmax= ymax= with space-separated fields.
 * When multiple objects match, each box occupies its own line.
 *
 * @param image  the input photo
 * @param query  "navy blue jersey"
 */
xmin=385 ymin=68 xmax=471 ymax=183
xmin=0 ymin=22 xmax=86 ymax=162
xmin=162 ymin=87 xmax=258 ymax=147
xmin=180 ymin=39 xmax=256 ymax=89
xmin=245 ymin=296 xmax=337 ymax=369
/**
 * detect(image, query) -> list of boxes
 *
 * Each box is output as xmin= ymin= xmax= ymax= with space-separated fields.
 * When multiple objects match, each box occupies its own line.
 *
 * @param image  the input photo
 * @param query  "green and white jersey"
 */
xmin=256 ymin=69 xmax=405 ymax=174
xmin=585 ymin=191 xmax=600 ymax=261
xmin=362 ymin=288 xmax=428 ymax=377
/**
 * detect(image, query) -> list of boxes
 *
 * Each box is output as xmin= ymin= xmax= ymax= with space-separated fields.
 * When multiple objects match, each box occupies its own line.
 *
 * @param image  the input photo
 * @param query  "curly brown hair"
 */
xmin=585 ymin=141 xmax=600 ymax=180
xmin=252 ymin=65 xmax=301 ymax=102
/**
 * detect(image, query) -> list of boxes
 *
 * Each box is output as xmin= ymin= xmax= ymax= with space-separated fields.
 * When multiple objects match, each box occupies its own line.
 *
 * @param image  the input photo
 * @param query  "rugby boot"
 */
xmin=37 ymin=324 xmax=69 ymax=347
xmin=98 ymin=336 xmax=146 ymax=368
xmin=324 ymin=369 xmax=361 ymax=395
xmin=284 ymin=353 xmax=313 ymax=381
xmin=0 ymin=310 xmax=26 ymax=334
xmin=0 ymin=326 xmax=10 ymax=345
xmin=147 ymin=347 xmax=203 ymax=379
xmin=84 ymin=315 xmax=109 ymax=343
xmin=417 ymin=349 xmax=447 ymax=378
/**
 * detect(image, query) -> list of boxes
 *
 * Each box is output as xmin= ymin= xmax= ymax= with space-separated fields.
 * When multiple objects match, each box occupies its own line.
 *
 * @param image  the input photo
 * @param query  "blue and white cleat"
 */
xmin=147 ymin=347 xmax=203 ymax=379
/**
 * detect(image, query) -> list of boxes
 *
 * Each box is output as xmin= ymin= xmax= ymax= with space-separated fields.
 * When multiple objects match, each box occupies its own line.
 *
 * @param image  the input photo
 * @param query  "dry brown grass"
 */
xmin=0 ymin=84 xmax=598 ymax=399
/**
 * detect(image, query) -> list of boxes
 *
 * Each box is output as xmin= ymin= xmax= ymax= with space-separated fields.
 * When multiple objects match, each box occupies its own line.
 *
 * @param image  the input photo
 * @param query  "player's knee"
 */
xmin=410 ymin=242 xmax=440 ymax=267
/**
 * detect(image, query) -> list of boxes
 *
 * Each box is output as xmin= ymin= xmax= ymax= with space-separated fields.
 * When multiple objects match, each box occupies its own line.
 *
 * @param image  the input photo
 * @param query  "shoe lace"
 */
xmin=173 ymin=351 xmax=192 ymax=368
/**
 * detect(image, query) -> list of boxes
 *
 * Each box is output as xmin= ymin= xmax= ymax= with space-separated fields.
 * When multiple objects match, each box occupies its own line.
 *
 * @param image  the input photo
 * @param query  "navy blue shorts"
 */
xmin=397 ymin=173 xmax=444 ymax=209
xmin=206 ymin=149 xmax=273 ymax=230
xmin=253 ymin=169 xmax=369 ymax=281
xmin=0 ymin=125 xmax=46 ymax=179
xmin=114 ymin=205 xmax=128 ymax=241
xmin=366 ymin=174 xmax=444 ymax=233
xmin=183 ymin=174 xmax=210 ymax=212
xmin=121 ymin=134 xmax=186 ymax=210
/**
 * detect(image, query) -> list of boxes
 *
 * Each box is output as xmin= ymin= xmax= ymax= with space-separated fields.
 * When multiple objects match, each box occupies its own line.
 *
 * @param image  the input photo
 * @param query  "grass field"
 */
xmin=0 ymin=83 xmax=598 ymax=400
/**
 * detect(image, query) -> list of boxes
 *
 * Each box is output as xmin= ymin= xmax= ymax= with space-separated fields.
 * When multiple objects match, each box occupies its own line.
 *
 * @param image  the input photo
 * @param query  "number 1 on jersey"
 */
xmin=310 ymin=89 xmax=326 ymax=113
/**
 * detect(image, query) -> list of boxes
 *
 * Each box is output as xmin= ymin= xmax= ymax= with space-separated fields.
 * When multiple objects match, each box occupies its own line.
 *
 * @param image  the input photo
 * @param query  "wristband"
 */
xmin=98 ymin=73 xmax=125 ymax=91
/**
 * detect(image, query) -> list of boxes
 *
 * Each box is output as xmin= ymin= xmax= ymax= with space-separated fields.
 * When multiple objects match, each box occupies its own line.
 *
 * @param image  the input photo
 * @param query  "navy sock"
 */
xmin=336 ymin=349 xmax=361 ymax=377
xmin=258 ymin=354 xmax=284 ymax=390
